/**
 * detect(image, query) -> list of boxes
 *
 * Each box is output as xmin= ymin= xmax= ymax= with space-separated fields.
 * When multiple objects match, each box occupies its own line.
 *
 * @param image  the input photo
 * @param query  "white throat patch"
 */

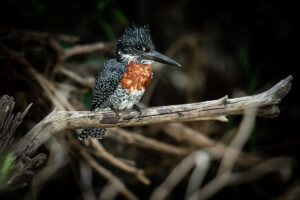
xmin=120 ymin=54 xmax=154 ymax=65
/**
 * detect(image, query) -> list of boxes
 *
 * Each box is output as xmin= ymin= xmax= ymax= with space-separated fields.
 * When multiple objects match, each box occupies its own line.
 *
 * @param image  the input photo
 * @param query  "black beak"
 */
xmin=142 ymin=50 xmax=181 ymax=67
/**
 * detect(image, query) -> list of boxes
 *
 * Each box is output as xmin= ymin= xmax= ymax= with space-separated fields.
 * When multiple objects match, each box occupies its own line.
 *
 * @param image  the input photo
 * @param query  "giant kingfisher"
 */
xmin=79 ymin=24 xmax=181 ymax=140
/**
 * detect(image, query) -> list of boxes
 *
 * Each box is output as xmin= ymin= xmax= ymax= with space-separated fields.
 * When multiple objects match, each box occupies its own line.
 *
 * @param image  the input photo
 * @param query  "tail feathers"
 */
xmin=78 ymin=128 xmax=107 ymax=140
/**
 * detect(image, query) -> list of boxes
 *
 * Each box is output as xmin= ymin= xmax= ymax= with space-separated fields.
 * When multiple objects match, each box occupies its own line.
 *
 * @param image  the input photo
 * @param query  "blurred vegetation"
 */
xmin=1 ymin=0 xmax=129 ymax=41
xmin=0 ymin=152 xmax=15 ymax=181
xmin=0 ymin=0 xmax=299 ymax=200
xmin=240 ymin=48 xmax=262 ymax=95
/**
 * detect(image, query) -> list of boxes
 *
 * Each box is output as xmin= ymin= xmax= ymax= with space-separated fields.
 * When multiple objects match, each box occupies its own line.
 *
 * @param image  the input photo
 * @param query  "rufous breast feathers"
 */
xmin=121 ymin=61 xmax=152 ymax=92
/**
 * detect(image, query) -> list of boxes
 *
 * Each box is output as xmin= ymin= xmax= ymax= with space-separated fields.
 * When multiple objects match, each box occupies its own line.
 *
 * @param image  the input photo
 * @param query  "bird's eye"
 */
xmin=136 ymin=45 xmax=142 ymax=50
xmin=136 ymin=45 xmax=147 ymax=52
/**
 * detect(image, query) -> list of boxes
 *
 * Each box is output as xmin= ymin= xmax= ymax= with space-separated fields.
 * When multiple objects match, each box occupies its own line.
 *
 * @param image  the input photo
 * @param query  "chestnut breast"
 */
xmin=121 ymin=61 xmax=152 ymax=93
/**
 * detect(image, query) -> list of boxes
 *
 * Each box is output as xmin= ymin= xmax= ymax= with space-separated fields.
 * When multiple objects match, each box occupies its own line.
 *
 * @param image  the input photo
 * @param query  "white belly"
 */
xmin=118 ymin=88 xmax=145 ymax=109
xmin=100 ymin=85 xmax=145 ymax=110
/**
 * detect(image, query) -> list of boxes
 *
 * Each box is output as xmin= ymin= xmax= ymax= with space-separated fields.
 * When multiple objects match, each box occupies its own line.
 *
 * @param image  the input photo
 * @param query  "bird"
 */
xmin=79 ymin=24 xmax=181 ymax=140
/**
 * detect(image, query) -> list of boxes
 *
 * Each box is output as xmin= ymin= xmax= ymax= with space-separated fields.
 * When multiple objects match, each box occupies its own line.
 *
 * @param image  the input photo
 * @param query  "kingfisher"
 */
xmin=79 ymin=24 xmax=181 ymax=140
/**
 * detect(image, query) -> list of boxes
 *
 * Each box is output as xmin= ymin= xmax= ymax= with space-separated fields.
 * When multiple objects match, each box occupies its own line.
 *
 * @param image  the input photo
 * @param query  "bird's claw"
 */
xmin=133 ymin=104 xmax=143 ymax=117
xmin=110 ymin=106 xmax=121 ymax=120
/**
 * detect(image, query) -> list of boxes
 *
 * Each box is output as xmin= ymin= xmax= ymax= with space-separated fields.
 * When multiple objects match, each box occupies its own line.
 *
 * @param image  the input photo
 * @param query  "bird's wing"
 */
xmin=91 ymin=59 xmax=126 ymax=110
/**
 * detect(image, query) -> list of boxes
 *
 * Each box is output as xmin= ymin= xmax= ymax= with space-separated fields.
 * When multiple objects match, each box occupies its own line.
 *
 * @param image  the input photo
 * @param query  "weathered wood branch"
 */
xmin=0 ymin=95 xmax=32 ymax=151
xmin=15 ymin=75 xmax=292 ymax=161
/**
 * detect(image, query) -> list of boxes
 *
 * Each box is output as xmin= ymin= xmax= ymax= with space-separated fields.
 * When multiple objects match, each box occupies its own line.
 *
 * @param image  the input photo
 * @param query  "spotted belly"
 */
xmin=99 ymin=84 xmax=145 ymax=110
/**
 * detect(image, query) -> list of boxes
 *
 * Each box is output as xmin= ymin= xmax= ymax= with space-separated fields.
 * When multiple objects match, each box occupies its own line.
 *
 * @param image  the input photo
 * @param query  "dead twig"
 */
xmin=150 ymin=151 xmax=210 ymax=200
xmin=90 ymin=139 xmax=151 ymax=185
xmin=69 ymin=136 xmax=138 ymax=200
xmin=63 ymin=42 xmax=116 ymax=60
xmin=0 ymin=95 xmax=33 ymax=150
xmin=160 ymin=123 xmax=215 ymax=147
xmin=161 ymin=123 xmax=262 ymax=167
xmin=185 ymin=156 xmax=292 ymax=200
xmin=107 ymin=128 xmax=189 ymax=156
xmin=27 ymin=66 xmax=74 ymax=110
xmin=59 ymin=67 xmax=94 ymax=88
xmin=190 ymin=110 xmax=257 ymax=200
xmin=14 ymin=75 xmax=292 ymax=160
xmin=276 ymin=179 xmax=300 ymax=200
xmin=227 ymin=157 xmax=293 ymax=186
xmin=217 ymin=110 xmax=257 ymax=175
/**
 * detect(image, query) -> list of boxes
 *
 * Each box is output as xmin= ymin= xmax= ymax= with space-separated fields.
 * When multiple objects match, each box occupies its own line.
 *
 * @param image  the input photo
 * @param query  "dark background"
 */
xmin=1 ymin=0 xmax=299 ymax=199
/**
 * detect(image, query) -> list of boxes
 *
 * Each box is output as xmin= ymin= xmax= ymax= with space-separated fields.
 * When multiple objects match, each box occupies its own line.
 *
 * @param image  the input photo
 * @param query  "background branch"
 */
xmin=63 ymin=42 xmax=116 ymax=60
xmin=0 ymin=95 xmax=32 ymax=151
xmin=1 ymin=7 xmax=296 ymax=198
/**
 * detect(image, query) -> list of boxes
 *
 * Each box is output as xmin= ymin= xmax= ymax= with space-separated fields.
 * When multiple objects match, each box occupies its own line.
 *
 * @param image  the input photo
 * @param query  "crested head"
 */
xmin=116 ymin=24 xmax=155 ymax=65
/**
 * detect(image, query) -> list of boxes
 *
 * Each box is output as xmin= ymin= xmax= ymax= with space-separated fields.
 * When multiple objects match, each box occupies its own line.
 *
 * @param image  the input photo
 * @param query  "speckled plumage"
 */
xmin=79 ymin=58 xmax=151 ymax=140
xmin=79 ymin=24 xmax=181 ymax=140
xmin=116 ymin=24 xmax=155 ymax=65
xmin=91 ymin=59 xmax=127 ymax=110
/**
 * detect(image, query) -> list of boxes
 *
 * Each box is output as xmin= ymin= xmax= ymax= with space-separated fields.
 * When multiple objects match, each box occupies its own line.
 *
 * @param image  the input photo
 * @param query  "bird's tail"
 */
xmin=78 ymin=128 xmax=107 ymax=140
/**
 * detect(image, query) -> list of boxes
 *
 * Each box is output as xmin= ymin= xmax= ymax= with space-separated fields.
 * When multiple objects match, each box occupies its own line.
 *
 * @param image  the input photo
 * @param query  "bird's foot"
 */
xmin=110 ymin=106 xmax=121 ymax=119
xmin=133 ymin=104 xmax=143 ymax=117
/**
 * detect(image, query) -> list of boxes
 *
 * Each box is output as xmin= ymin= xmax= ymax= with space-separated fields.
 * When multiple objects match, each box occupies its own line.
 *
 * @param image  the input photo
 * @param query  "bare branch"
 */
xmin=160 ymin=123 xmax=263 ymax=167
xmin=69 ymin=137 xmax=138 ymax=200
xmin=217 ymin=109 xmax=256 ymax=175
xmin=276 ymin=179 xmax=300 ymax=200
xmin=227 ymin=157 xmax=293 ymax=186
xmin=63 ymin=42 xmax=116 ymax=60
xmin=150 ymin=151 xmax=210 ymax=200
xmin=14 ymin=76 xmax=292 ymax=162
xmin=59 ymin=67 xmax=94 ymax=88
xmin=0 ymin=95 xmax=33 ymax=150
xmin=191 ymin=110 xmax=256 ymax=200
xmin=90 ymin=139 xmax=151 ymax=185
xmin=107 ymin=128 xmax=189 ymax=156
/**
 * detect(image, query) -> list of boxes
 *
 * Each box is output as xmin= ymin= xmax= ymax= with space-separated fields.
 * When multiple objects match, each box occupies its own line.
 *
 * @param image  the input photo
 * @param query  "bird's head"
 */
xmin=116 ymin=24 xmax=181 ymax=67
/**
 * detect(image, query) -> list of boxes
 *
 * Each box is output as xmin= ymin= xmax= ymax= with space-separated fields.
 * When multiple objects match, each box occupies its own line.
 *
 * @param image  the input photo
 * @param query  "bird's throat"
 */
xmin=121 ymin=61 xmax=152 ymax=93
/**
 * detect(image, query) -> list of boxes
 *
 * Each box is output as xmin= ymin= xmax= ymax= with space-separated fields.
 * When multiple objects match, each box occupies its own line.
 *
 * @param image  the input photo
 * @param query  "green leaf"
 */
xmin=0 ymin=152 xmax=15 ymax=180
